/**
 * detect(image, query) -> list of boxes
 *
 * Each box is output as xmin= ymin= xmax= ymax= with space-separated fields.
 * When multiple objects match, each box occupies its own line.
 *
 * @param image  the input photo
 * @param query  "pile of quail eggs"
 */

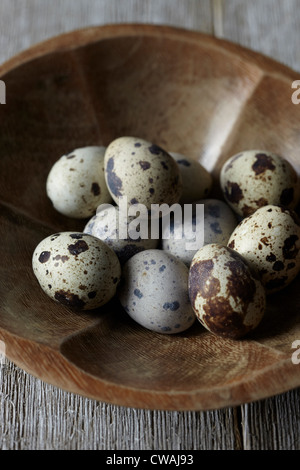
xmin=32 ymin=137 xmax=300 ymax=339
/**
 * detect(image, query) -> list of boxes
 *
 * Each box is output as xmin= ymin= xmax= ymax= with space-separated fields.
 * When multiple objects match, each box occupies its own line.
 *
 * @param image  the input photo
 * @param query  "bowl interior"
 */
xmin=0 ymin=24 xmax=300 ymax=410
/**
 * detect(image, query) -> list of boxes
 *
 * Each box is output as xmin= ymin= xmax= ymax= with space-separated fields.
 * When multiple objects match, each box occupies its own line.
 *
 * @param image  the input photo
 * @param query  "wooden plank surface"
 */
xmin=223 ymin=0 xmax=300 ymax=72
xmin=1 ymin=0 xmax=300 ymax=450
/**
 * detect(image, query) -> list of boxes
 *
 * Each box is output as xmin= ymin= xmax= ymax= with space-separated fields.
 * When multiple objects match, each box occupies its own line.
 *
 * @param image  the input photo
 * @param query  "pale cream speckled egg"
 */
xmin=46 ymin=146 xmax=112 ymax=219
xmin=228 ymin=205 xmax=300 ymax=294
xmin=169 ymin=152 xmax=212 ymax=203
xmin=118 ymin=249 xmax=196 ymax=334
xmin=220 ymin=150 xmax=300 ymax=218
xmin=162 ymin=199 xmax=238 ymax=266
xmin=104 ymin=137 xmax=182 ymax=210
xmin=32 ymin=232 xmax=121 ymax=310
xmin=84 ymin=204 xmax=159 ymax=264
xmin=188 ymin=243 xmax=266 ymax=339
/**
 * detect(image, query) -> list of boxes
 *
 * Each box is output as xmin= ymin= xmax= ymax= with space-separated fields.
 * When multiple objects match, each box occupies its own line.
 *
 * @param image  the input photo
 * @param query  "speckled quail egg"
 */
xmin=118 ymin=249 xmax=196 ymax=334
xmin=104 ymin=136 xmax=182 ymax=210
xmin=46 ymin=146 xmax=112 ymax=219
xmin=169 ymin=152 xmax=212 ymax=203
xmin=32 ymin=232 xmax=121 ymax=310
xmin=161 ymin=199 xmax=238 ymax=266
xmin=84 ymin=204 xmax=159 ymax=264
xmin=228 ymin=205 xmax=300 ymax=294
xmin=220 ymin=150 xmax=300 ymax=217
xmin=188 ymin=243 xmax=266 ymax=339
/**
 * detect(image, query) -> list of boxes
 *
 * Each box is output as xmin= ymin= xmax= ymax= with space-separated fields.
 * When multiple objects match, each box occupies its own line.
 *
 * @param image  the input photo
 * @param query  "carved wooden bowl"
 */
xmin=1 ymin=24 xmax=300 ymax=411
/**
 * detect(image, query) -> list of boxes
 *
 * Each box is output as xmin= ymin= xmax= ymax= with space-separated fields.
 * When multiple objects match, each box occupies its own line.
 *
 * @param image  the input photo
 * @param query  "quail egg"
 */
xmin=46 ymin=146 xmax=112 ymax=219
xmin=84 ymin=204 xmax=159 ymax=264
xmin=118 ymin=249 xmax=196 ymax=334
xmin=228 ymin=205 xmax=300 ymax=294
xmin=161 ymin=199 xmax=238 ymax=266
xmin=220 ymin=150 xmax=300 ymax=217
xmin=169 ymin=152 xmax=212 ymax=203
xmin=188 ymin=243 xmax=266 ymax=339
xmin=104 ymin=136 xmax=182 ymax=210
xmin=32 ymin=232 xmax=121 ymax=310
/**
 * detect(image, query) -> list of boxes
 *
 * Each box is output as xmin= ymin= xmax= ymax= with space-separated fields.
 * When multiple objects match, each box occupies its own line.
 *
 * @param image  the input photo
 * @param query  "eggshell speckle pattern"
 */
xmin=220 ymin=150 xmax=300 ymax=217
xmin=162 ymin=199 xmax=238 ymax=266
xmin=104 ymin=137 xmax=182 ymax=209
xmin=46 ymin=146 xmax=112 ymax=219
xmin=188 ymin=244 xmax=266 ymax=339
xmin=32 ymin=232 xmax=121 ymax=310
xmin=170 ymin=152 xmax=212 ymax=203
xmin=118 ymin=249 xmax=196 ymax=334
xmin=84 ymin=204 xmax=159 ymax=264
xmin=228 ymin=205 xmax=300 ymax=294
xmin=198 ymin=199 xmax=238 ymax=245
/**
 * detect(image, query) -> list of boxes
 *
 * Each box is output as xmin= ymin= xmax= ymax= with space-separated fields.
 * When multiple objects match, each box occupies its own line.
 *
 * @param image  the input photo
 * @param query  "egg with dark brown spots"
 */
xmin=188 ymin=244 xmax=266 ymax=339
xmin=118 ymin=249 xmax=195 ymax=334
xmin=220 ymin=150 xmax=300 ymax=217
xmin=104 ymin=136 xmax=182 ymax=210
xmin=46 ymin=146 xmax=112 ymax=219
xmin=227 ymin=205 xmax=300 ymax=294
xmin=32 ymin=232 xmax=121 ymax=310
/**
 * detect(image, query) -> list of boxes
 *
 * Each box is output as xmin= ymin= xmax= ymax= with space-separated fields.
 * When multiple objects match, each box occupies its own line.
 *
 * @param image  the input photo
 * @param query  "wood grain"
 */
xmin=0 ymin=359 xmax=240 ymax=450
xmin=0 ymin=0 xmax=300 ymax=451
xmin=1 ymin=355 xmax=300 ymax=449
xmin=0 ymin=0 xmax=213 ymax=65
xmin=223 ymin=0 xmax=300 ymax=72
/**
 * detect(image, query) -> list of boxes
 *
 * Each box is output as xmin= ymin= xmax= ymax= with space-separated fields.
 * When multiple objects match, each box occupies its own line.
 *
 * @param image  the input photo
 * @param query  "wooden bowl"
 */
xmin=1 ymin=24 xmax=300 ymax=411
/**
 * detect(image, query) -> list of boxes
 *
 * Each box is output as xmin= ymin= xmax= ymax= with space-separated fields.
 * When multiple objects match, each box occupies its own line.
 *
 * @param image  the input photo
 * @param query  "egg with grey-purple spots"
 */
xmin=220 ymin=150 xmax=300 ymax=218
xmin=188 ymin=244 xmax=266 ymax=339
xmin=118 ymin=249 xmax=195 ymax=334
xmin=84 ymin=204 xmax=159 ymax=264
xmin=104 ymin=137 xmax=182 ymax=210
xmin=46 ymin=146 xmax=112 ymax=219
xmin=228 ymin=205 xmax=300 ymax=294
xmin=169 ymin=152 xmax=212 ymax=203
xmin=32 ymin=232 xmax=121 ymax=310
xmin=161 ymin=199 xmax=238 ymax=266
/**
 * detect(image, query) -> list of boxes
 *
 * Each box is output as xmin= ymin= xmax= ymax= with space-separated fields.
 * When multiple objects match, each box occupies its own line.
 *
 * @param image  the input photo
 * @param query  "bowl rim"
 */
xmin=0 ymin=23 xmax=297 ymax=81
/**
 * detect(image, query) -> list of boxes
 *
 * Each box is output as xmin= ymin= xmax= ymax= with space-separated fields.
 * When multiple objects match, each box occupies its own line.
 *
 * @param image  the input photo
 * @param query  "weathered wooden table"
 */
xmin=1 ymin=0 xmax=300 ymax=450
